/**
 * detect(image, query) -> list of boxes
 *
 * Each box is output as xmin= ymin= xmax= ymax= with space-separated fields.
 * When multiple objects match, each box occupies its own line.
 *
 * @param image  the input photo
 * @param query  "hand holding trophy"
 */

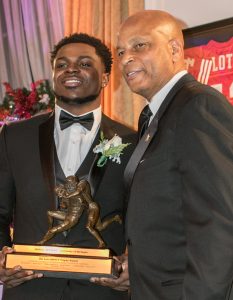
xmin=6 ymin=176 xmax=122 ymax=279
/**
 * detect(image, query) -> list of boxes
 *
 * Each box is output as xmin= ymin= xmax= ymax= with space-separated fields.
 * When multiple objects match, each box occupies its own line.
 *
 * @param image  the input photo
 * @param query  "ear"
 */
xmin=101 ymin=73 xmax=110 ymax=88
xmin=169 ymin=39 xmax=183 ymax=63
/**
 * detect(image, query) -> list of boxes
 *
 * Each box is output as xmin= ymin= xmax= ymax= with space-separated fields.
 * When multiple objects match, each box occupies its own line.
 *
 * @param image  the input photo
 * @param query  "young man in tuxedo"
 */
xmin=0 ymin=33 xmax=135 ymax=300
xmin=94 ymin=10 xmax=233 ymax=300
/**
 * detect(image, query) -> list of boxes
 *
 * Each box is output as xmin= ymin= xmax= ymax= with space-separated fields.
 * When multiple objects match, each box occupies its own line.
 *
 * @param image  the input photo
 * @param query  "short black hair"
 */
xmin=50 ymin=33 xmax=113 ymax=74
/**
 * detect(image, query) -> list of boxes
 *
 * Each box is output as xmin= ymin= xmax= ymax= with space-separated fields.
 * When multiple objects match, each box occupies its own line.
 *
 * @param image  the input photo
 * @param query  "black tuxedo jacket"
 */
xmin=0 ymin=112 xmax=136 ymax=300
xmin=125 ymin=74 xmax=233 ymax=300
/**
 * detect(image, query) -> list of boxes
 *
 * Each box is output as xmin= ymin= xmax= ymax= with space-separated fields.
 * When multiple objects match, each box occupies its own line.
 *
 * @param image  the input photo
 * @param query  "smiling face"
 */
xmin=53 ymin=43 xmax=109 ymax=114
xmin=117 ymin=11 xmax=185 ymax=101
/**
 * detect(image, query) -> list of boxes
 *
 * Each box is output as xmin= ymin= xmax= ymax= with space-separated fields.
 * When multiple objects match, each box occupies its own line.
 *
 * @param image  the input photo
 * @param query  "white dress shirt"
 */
xmin=54 ymin=104 xmax=101 ymax=177
xmin=148 ymin=70 xmax=188 ymax=124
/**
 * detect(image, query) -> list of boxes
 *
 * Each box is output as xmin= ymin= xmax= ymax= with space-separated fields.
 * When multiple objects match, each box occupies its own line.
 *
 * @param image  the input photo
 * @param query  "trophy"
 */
xmin=5 ymin=176 xmax=122 ymax=279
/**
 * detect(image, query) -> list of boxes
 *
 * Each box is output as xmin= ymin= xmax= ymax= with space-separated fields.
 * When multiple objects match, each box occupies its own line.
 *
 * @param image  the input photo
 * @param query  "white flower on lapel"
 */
xmin=93 ymin=131 xmax=130 ymax=167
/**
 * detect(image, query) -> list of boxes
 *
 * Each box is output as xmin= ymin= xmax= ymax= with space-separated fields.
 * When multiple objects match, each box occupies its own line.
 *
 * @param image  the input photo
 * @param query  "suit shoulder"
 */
xmin=172 ymin=79 xmax=232 ymax=115
xmin=176 ymin=81 xmax=233 ymax=132
xmin=0 ymin=112 xmax=53 ymax=141
xmin=182 ymin=79 xmax=228 ymax=104
xmin=102 ymin=114 xmax=136 ymax=139
xmin=3 ymin=111 xmax=53 ymax=131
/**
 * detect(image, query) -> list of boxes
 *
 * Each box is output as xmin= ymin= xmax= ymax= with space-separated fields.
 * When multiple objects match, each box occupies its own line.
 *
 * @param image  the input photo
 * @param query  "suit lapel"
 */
xmin=124 ymin=74 xmax=195 ymax=189
xmin=39 ymin=112 xmax=56 ymax=209
xmin=75 ymin=133 xmax=98 ymax=180
xmin=76 ymin=130 xmax=101 ymax=197
xmin=124 ymin=114 xmax=158 ymax=189
xmin=87 ymin=114 xmax=115 ymax=197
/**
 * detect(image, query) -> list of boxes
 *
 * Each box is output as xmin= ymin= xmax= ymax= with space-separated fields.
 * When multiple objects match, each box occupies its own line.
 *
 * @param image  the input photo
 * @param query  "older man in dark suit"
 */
xmin=0 ymin=33 xmax=136 ymax=300
xmin=114 ymin=10 xmax=233 ymax=300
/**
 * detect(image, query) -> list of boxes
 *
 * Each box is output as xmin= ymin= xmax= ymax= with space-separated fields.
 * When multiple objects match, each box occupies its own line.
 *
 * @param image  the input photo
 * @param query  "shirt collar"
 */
xmin=149 ymin=70 xmax=188 ymax=116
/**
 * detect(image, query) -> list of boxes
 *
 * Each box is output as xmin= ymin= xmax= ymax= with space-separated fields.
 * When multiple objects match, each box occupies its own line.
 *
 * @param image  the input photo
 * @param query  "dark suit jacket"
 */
xmin=0 ymin=112 xmax=136 ymax=300
xmin=125 ymin=74 xmax=233 ymax=300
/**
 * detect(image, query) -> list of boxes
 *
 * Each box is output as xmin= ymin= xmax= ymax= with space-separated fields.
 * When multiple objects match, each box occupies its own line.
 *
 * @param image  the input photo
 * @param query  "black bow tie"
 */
xmin=59 ymin=110 xmax=94 ymax=131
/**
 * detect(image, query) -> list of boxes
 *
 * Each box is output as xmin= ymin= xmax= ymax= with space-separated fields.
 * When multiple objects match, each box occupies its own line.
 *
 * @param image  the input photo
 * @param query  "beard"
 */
xmin=54 ymin=88 xmax=101 ymax=106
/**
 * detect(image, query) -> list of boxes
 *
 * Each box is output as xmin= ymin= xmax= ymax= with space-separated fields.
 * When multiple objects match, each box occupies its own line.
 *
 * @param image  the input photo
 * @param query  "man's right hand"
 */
xmin=0 ymin=246 xmax=43 ymax=288
xmin=90 ymin=254 xmax=130 ymax=291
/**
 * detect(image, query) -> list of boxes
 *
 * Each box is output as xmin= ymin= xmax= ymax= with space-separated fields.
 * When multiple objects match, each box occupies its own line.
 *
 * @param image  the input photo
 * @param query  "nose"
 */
xmin=119 ymin=51 xmax=135 ymax=68
xmin=65 ymin=63 xmax=80 ymax=73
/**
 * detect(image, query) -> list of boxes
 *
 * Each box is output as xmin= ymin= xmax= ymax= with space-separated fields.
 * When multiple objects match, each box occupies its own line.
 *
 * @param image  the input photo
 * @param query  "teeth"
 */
xmin=65 ymin=79 xmax=81 ymax=83
xmin=127 ymin=71 xmax=136 ymax=77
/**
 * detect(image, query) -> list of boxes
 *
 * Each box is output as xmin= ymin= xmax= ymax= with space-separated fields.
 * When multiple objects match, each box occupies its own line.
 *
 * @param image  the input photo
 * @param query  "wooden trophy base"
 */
xmin=5 ymin=244 xmax=118 ymax=279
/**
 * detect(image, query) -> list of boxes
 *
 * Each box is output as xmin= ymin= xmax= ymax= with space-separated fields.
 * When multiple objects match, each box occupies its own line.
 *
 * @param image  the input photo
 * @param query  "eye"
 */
xmin=134 ymin=43 xmax=146 ymax=50
xmin=55 ymin=62 xmax=67 ymax=69
xmin=117 ymin=50 xmax=125 ymax=57
xmin=80 ymin=61 xmax=92 ymax=68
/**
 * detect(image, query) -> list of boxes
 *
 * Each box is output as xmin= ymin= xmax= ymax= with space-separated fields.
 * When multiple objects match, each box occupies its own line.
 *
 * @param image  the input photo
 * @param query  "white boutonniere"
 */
xmin=93 ymin=131 xmax=131 ymax=167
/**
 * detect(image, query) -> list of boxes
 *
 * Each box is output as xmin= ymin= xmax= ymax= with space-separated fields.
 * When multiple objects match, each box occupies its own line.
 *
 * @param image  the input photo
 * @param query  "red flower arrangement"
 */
xmin=0 ymin=80 xmax=54 ymax=126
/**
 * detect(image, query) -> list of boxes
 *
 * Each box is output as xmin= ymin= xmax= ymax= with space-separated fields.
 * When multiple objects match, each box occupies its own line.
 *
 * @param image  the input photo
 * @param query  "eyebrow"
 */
xmin=56 ymin=55 xmax=95 ymax=61
xmin=117 ymin=36 xmax=149 ymax=49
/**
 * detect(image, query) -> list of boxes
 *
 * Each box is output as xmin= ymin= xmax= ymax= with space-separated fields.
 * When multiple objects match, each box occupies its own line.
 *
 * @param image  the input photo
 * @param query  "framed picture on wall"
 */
xmin=183 ymin=17 xmax=233 ymax=105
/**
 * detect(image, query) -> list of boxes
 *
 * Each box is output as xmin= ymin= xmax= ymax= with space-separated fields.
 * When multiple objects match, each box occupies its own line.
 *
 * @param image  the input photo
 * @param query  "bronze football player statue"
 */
xmin=37 ymin=175 xmax=122 ymax=248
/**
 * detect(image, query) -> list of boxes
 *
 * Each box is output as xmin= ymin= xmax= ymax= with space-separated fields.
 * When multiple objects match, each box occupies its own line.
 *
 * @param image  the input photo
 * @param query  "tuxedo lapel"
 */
xmin=124 ymin=74 xmax=196 ymax=189
xmin=87 ymin=114 xmax=115 ymax=197
xmin=76 ymin=131 xmax=101 ymax=197
xmin=39 ymin=112 xmax=56 ymax=209
xmin=124 ymin=112 xmax=159 ymax=189
xmin=76 ymin=133 xmax=98 ymax=181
